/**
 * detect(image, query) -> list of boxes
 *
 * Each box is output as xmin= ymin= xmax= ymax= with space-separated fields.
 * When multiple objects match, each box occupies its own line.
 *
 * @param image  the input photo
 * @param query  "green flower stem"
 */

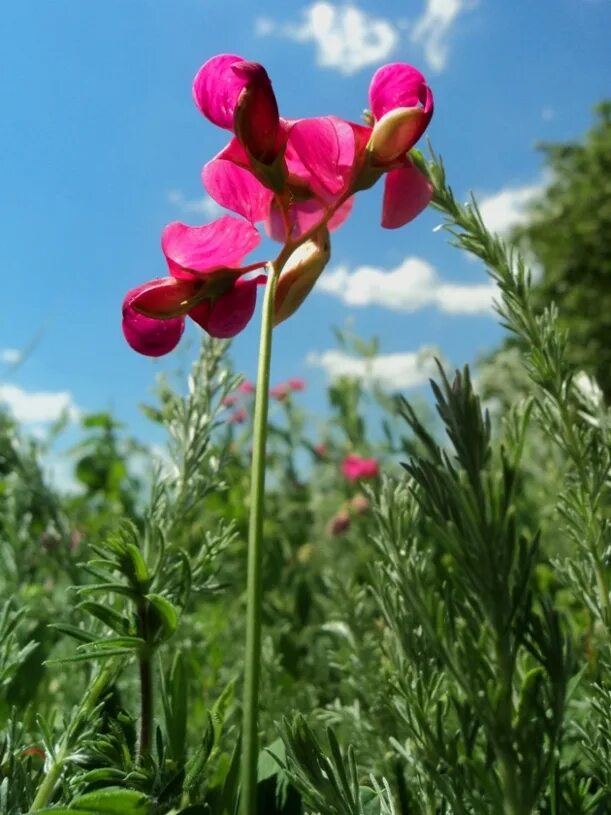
xmin=240 ymin=259 xmax=281 ymax=815
xmin=137 ymin=604 xmax=154 ymax=765
xmin=29 ymin=663 xmax=116 ymax=813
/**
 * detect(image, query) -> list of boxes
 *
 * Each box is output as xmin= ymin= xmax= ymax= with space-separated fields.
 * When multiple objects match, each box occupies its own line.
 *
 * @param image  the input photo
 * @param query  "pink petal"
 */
xmin=128 ymin=277 xmax=201 ymax=317
xmin=122 ymin=284 xmax=185 ymax=357
xmin=189 ymin=275 xmax=266 ymax=338
xmin=266 ymin=194 xmax=354 ymax=243
xmin=162 ymin=216 xmax=261 ymax=278
xmin=192 ymin=54 xmax=248 ymax=130
xmin=231 ymin=61 xmax=281 ymax=163
xmin=369 ymin=63 xmax=434 ymax=126
xmin=328 ymin=196 xmax=355 ymax=232
xmin=203 ymin=156 xmax=274 ymax=223
xmin=287 ymin=116 xmax=356 ymax=201
xmin=381 ymin=163 xmax=433 ymax=229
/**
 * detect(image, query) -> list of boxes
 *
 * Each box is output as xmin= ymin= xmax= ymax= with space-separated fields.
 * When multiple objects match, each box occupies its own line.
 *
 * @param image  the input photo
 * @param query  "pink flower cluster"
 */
xmin=341 ymin=454 xmax=380 ymax=481
xmin=122 ymin=55 xmax=434 ymax=357
xmin=270 ymin=377 xmax=306 ymax=401
xmin=223 ymin=378 xmax=256 ymax=425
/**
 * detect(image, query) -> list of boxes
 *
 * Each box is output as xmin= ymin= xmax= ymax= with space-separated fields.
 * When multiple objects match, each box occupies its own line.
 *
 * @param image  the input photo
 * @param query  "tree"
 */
xmin=512 ymin=101 xmax=611 ymax=398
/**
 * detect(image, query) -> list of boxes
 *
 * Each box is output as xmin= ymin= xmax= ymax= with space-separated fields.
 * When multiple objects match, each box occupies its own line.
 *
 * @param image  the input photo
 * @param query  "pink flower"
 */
xmin=193 ymin=56 xmax=286 ymax=171
xmin=238 ymin=380 xmax=255 ymax=395
xmin=341 ymin=454 xmax=380 ymax=482
xmin=122 ymin=216 xmax=266 ymax=357
xmin=287 ymin=377 xmax=306 ymax=391
xmin=349 ymin=63 xmax=434 ymax=229
xmin=314 ymin=442 xmax=328 ymax=458
xmin=270 ymin=383 xmax=290 ymax=401
xmin=222 ymin=394 xmax=238 ymax=407
xmin=194 ymin=54 xmax=358 ymax=242
xmin=228 ymin=407 xmax=248 ymax=425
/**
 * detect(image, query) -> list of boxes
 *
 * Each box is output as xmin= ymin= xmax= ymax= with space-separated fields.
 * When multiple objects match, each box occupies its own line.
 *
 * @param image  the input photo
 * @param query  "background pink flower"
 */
xmin=341 ymin=454 xmax=380 ymax=481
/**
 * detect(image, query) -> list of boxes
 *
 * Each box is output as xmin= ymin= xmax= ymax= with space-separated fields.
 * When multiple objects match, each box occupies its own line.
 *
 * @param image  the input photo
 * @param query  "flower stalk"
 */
xmin=240 ymin=260 xmax=281 ymax=815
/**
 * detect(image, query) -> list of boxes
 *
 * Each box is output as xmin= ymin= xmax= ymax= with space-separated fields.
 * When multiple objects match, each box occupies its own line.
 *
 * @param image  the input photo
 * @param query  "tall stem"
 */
xmin=240 ymin=261 xmax=281 ymax=815
xmin=137 ymin=604 xmax=154 ymax=764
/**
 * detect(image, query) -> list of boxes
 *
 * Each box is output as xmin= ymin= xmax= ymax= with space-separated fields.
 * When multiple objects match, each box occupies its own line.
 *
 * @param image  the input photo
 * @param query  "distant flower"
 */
xmin=341 ymin=454 xmax=380 ymax=482
xmin=326 ymin=510 xmax=351 ymax=536
xmin=238 ymin=380 xmax=255 ymax=395
xmin=222 ymin=394 xmax=238 ymax=407
xmin=228 ymin=407 xmax=248 ymax=425
xmin=270 ymin=383 xmax=290 ymax=401
xmin=288 ymin=377 xmax=306 ymax=391
xmin=350 ymin=493 xmax=370 ymax=514
xmin=313 ymin=442 xmax=328 ymax=458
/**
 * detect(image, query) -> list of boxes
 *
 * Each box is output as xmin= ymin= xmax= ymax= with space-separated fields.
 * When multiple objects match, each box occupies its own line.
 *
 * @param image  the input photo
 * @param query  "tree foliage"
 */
xmin=513 ymin=101 xmax=611 ymax=398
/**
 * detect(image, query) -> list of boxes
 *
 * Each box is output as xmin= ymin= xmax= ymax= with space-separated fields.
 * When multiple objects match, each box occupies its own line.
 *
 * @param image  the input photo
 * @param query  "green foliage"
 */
xmin=2 ymin=130 xmax=611 ymax=814
xmin=509 ymin=101 xmax=611 ymax=399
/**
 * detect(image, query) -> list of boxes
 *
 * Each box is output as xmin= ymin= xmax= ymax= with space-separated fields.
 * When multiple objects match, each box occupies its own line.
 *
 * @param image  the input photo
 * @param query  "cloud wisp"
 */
xmin=167 ymin=190 xmax=224 ymax=219
xmin=0 ymin=349 xmax=22 ymax=365
xmin=0 ymin=383 xmax=81 ymax=424
xmin=307 ymin=345 xmax=440 ymax=389
xmin=317 ymin=257 xmax=497 ymax=315
xmin=411 ymin=0 xmax=477 ymax=72
xmin=256 ymin=2 xmax=398 ymax=74
xmin=477 ymin=179 xmax=546 ymax=236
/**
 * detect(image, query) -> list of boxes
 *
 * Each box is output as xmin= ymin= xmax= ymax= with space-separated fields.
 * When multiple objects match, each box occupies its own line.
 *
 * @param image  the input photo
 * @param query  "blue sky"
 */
xmin=1 ymin=0 xmax=610 ymax=443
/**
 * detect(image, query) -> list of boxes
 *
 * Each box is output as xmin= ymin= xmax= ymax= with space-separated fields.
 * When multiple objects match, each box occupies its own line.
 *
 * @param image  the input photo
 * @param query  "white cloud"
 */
xmin=1 ymin=349 xmax=22 ymax=365
xmin=0 ymin=383 xmax=80 ymax=424
xmin=477 ymin=179 xmax=545 ymax=236
xmin=256 ymin=2 xmax=398 ymax=74
xmin=168 ymin=190 xmax=223 ymax=219
xmin=307 ymin=346 xmax=439 ymax=389
xmin=317 ymin=257 xmax=497 ymax=315
xmin=411 ymin=0 xmax=476 ymax=72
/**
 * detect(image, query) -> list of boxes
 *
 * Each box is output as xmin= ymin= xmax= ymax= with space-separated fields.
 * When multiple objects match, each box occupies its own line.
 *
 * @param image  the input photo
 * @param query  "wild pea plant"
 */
xmin=1 ymin=51 xmax=610 ymax=815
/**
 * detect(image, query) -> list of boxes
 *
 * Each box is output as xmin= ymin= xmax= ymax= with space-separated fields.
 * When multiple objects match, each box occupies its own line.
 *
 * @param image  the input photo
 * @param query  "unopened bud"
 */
xmin=273 ymin=229 xmax=331 ymax=326
xmin=233 ymin=61 xmax=281 ymax=165
xmin=326 ymin=511 xmax=351 ymax=537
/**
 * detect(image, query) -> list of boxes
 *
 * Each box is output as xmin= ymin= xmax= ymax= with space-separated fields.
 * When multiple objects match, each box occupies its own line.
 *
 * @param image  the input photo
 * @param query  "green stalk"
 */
xmin=240 ymin=260 xmax=281 ymax=815
xmin=29 ymin=664 xmax=115 ymax=812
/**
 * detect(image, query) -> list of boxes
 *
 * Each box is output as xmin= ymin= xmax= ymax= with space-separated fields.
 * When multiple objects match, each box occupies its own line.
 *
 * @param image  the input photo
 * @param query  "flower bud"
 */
xmin=350 ymin=493 xmax=370 ymax=514
xmin=273 ymin=229 xmax=331 ymax=326
xmin=326 ymin=511 xmax=351 ymax=537
xmin=232 ymin=61 xmax=281 ymax=165
xmin=367 ymin=106 xmax=427 ymax=165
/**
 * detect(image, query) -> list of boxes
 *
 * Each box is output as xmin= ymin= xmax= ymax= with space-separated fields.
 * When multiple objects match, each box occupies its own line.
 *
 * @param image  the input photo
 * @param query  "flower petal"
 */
xmin=232 ymin=61 xmax=281 ymax=163
xmin=328 ymin=196 xmax=355 ymax=232
xmin=381 ymin=163 xmax=433 ymax=229
xmin=189 ymin=274 xmax=266 ymax=338
xmin=122 ymin=284 xmax=185 ymax=357
xmin=192 ymin=54 xmax=248 ymax=130
xmin=128 ymin=277 xmax=201 ymax=317
xmin=162 ymin=216 xmax=261 ymax=278
xmin=203 ymin=156 xmax=274 ymax=223
xmin=287 ymin=116 xmax=356 ymax=201
xmin=266 ymin=194 xmax=355 ymax=243
xmin=369 ymin=63 xmax=434 ymax=126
